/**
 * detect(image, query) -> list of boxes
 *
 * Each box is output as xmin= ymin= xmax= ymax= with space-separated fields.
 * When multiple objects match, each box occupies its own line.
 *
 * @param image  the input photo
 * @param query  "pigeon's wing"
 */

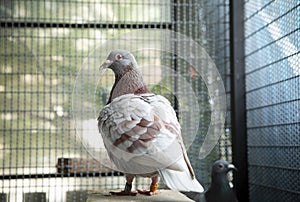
xmin=150 ymin=95 xmax=203 ymax=192
xmin=149 ymin=94 xmax=196 ymax=178
xmin=97 ymin=93 xmax=186 ymax=174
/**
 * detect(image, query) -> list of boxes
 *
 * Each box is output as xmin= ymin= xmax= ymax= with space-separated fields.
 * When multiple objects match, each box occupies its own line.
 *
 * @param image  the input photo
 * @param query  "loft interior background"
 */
xmin=0 ymin=0 xmax=299 ymax=202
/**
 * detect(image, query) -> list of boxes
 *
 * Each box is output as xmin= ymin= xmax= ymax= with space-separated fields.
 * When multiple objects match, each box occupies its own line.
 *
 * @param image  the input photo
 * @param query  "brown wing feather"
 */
xmin=98 ymin=93 xmax=194 ymax=175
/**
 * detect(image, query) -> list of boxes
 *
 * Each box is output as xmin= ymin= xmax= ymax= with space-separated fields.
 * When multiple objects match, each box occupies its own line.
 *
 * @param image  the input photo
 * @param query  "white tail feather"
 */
xmin=159 ymin=157 xmax=204 ymax=192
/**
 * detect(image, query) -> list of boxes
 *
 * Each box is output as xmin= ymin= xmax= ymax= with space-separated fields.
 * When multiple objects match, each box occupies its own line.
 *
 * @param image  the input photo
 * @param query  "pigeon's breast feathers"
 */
xmin=97 ymin=93 xmax=184 ymax=174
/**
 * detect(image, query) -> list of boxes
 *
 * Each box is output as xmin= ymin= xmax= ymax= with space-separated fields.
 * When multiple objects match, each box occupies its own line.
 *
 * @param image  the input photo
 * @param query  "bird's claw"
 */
xmin=137 ymin=189 xmax=160 ymax=196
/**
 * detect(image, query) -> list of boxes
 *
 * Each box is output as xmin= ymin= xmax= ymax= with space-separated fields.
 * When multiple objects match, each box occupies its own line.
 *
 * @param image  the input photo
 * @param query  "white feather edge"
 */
xmin=159 ymin=156 xmax=204 ymax=193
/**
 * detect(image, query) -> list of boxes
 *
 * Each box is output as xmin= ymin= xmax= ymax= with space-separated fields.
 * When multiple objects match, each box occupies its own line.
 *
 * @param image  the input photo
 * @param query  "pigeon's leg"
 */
xmin=110 ymin=175 xmax=138 ymax=196
xmin=137 ymin=175 xmax=160 ymax=196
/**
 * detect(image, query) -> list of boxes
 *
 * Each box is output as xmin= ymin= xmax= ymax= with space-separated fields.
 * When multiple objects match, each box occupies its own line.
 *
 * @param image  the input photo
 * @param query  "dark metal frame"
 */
xmin=1 ymin=172 xmax=122 ymax=180
xmin=0 ymin=22 xmax=172 ymax=29
xmin=230 ymin=0 xmax=249 ymax=201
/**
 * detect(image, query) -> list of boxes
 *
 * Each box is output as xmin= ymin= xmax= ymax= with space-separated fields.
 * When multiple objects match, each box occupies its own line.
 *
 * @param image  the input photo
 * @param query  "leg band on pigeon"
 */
xmin=124 ymin=182 xmax=132 ymax=192
xmin=150 ymin=183 xmax=158 ymax=192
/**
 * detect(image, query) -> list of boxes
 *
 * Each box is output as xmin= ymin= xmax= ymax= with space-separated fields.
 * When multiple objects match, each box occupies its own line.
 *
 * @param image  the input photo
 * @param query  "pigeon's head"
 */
xmin=212 ymin=160 xmax=237 ymax=176
xmin=100 ymin=49 xmax=138 ymax=74
xmin=100 ymin=50 xmax=148 ymax=102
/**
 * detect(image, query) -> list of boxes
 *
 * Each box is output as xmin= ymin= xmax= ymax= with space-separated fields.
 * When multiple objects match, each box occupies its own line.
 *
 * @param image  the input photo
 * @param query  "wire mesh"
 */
xmin=245 ymin=1 xmax=300 ymax=201
xmin=0 ymin=0 xmax=231 ymax=201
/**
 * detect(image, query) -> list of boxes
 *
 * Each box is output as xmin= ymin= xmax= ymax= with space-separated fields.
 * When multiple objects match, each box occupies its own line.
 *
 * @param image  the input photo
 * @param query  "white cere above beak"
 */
xmin=100 ymin=59 xmax=113 ymax=69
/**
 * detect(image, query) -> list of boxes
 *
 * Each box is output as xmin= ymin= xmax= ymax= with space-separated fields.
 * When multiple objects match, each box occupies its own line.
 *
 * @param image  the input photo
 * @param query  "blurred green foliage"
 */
xmin=0 ymin=1 xmax=223 ymax=185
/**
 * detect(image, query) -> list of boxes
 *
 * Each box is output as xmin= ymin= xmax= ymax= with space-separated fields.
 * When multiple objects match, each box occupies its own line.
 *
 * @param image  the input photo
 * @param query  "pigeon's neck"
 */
xmin=210 ymin=174 xmax=231 ymax=191
xmin=108 ymin=66 xmax=150 ymax=103
xmin=206 ymin=174 xmax=236 ymax=202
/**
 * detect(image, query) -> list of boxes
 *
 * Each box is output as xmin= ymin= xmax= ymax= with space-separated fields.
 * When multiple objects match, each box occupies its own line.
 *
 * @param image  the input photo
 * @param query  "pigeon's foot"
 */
xmin=110 ymin=181 xmax=137 ymax=196
xmin=137 ymin=189 xmax=160 ymax=196
xmin=110 ymin=190 xmax=138 ymax=196
xmin=137 ymin=183 xmax=159 ymax=196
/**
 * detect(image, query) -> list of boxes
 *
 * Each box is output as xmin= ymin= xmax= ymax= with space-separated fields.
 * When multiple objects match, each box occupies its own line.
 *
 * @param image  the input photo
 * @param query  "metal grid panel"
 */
xmin=1 ymin=0 xmax=231 ymax=201
xmin=185 ymin=0 xmax=232 ymax=189
xmin=245 ymin=1 xmax=300 ymax=201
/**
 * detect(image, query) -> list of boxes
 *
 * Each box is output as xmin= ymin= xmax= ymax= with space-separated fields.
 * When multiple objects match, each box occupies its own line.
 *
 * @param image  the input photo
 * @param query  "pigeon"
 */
xmin=97 ymin=49 xmax=204 ymax=196
xmin=182 ymin=160 xmax=238 ymax=202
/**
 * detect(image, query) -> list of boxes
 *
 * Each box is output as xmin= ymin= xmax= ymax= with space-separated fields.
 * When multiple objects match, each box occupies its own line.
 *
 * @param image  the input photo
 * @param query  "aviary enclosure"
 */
xmin=0 ymin=0 xmax=299 ymax=201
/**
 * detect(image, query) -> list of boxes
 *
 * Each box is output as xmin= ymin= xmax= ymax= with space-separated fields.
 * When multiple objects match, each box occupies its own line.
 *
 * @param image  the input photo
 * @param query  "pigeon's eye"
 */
xmin=115 ymin=54 xmax=123 ymax=60
xmin=218 ymin=164 xmax=224 ymax=169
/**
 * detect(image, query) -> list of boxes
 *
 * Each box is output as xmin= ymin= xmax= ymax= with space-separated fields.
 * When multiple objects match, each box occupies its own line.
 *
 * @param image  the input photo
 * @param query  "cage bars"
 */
xmin=229 ymin=0 xmax=249 ymax=201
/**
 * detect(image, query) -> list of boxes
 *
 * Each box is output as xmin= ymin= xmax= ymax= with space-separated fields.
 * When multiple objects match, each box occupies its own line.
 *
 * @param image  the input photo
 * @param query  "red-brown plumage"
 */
xmin=108 ymin=64 xmax=150 ymax=103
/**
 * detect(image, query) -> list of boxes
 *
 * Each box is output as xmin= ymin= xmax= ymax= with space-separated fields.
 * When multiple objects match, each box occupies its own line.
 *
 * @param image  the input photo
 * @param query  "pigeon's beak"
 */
xmin=100 ymin=59 xmax=113 ymax=69
xmin=228 ymin=164 xmax=237 ymax=171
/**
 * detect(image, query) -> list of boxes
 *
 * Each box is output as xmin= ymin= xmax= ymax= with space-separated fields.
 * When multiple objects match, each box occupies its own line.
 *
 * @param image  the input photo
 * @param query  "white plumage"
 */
xmin=98 ymin=93 xmax=203 ymax=192
xmin=97 ymin=49 xmax=203 ymax=194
